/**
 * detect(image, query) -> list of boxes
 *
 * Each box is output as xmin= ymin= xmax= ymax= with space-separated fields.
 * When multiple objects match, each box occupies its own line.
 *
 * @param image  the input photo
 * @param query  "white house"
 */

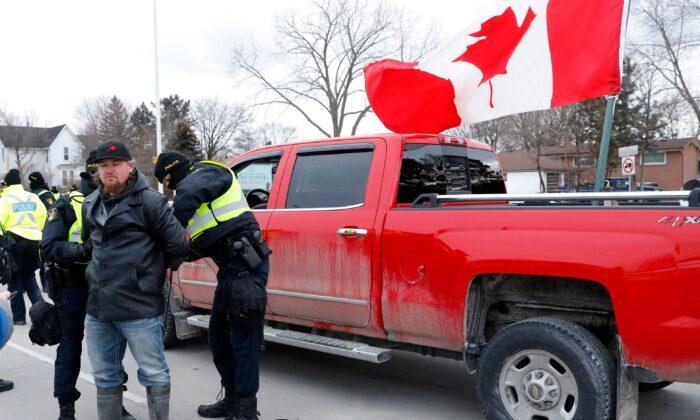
xmin=0 ymin=124 xmax=84 ymax=189
xmin=498 ymin=150 xmax=566 ymax=193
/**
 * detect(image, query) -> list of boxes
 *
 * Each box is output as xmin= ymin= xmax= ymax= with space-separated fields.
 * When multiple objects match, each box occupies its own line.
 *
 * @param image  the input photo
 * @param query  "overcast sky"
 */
xmin=0 ymin=1 xmax=694 ymax=140
xmin=0 ymin=0 xmax=497 ymax=139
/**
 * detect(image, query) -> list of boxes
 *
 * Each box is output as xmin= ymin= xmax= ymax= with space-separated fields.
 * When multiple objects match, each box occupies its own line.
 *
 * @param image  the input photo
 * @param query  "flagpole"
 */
xmin=593 ymin=95 xmax=618 ymax=193
xmin=593 ymin=0 xmax=632 ymax=195
xmin=153 ymin=0 xmax=163 ymax=193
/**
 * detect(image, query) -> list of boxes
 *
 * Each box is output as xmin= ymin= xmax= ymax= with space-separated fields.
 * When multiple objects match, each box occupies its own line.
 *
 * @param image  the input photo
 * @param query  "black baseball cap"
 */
xmin=94 ymin=141 xmax=132 ymax=162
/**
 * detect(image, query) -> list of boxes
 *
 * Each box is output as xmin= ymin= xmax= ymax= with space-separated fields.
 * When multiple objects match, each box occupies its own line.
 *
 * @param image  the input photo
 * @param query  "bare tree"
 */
xmin=192 ymin=98 xmax=252 ymax=160
xmin=251 ymin=122 xmax=297 ymax=146
xmin=235 ymin=122 xmax=298 ymax=158
xmin=510 ymin=111 xmax=562 ymax=192
xmin=75 ymin=96 xmax=110 ymax=156
xmin=633 ymin=0 xmax=700 ymax=128
xmin=232 ymin=0 xmax=440 ymax=137
xmin=446 ymin=118 xmax=515 ymax=152
xmin=0 ymin=110 xmax=44 ymax=181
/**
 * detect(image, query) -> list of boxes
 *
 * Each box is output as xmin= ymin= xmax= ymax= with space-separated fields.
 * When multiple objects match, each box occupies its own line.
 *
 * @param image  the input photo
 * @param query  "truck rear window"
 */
xmin=398 ymin=144 xmax=505 ymax=204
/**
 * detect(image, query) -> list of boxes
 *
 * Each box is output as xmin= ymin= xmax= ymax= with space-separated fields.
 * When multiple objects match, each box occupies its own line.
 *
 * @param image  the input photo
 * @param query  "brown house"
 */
xmin=537 ymin=138 xmax=700 ymax=191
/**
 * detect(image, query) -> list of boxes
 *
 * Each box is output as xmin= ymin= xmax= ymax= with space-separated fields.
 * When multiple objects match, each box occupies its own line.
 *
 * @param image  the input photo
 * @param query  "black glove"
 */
xmin=81 ymin=240 xmax=93 ymax=261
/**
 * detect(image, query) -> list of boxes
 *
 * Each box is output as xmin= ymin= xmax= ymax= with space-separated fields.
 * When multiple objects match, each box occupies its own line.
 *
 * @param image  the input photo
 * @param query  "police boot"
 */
xmin=96 ymin=385 xmax=123 ymax=420
xmin=58 ymin=399 xmax=75 ymax=420
xmin=197 ymin=387 xmax=236 ymax=418
xmin=146 ymin=384 xmax=170 ymax=420
xmin=227 ymin=397 xmax=258 ymax=420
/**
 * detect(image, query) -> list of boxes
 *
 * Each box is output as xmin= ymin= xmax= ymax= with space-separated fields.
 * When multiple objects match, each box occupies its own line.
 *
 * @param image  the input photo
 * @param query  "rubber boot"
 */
xmin=58 ymin=399 xmax=76 ymax=420
xmin=197 ymin=387 xmax=236 ymax=418
xmin=227 ymin=397 xmax=258 ymax=420
xmin=96 ymin=385 xmax=124 ymax=420
xmin=146 ymin=384 xmax=170 ymax=420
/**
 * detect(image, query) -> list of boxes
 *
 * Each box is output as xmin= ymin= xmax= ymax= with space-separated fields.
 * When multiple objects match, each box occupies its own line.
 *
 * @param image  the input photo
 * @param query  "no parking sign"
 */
xmin=622 ymin=156 xmax=636 ymax=176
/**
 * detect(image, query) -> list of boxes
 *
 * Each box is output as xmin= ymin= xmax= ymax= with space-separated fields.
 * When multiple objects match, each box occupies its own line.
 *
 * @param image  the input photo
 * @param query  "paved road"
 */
xmin=2 ymin=293 xmax=700 ymax=419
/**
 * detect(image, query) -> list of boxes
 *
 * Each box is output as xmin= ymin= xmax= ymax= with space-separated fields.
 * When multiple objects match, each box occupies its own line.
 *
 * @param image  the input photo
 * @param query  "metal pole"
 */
xmin=593 ymin=95 xmax=617 ymax=193
xmin=153 ymin=0 xmax=163 ymax=193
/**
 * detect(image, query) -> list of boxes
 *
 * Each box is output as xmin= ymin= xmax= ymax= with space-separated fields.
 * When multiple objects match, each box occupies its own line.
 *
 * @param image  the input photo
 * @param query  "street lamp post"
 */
xmin=153 ymin=0 xmax=163 ymax=193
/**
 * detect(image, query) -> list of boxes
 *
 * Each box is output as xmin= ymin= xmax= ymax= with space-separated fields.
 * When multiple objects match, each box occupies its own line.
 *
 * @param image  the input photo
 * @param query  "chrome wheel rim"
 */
xmin=498 ymin=350 xmax=578 ymax=420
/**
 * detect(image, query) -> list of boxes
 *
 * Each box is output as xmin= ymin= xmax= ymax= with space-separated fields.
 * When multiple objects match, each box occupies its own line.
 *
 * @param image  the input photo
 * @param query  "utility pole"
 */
xmin=153 ymin=0 xmax=163 ymax=193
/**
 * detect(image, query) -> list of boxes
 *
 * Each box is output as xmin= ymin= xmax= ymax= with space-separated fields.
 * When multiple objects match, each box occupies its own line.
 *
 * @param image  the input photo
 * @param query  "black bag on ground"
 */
xmin=28 ymin=301 xmax=61 ymax=346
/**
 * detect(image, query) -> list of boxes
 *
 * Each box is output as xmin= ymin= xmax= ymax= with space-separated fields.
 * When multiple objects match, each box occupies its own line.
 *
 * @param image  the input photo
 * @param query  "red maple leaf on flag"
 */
xmin=453 ymin=7 xmax=537 ymax=108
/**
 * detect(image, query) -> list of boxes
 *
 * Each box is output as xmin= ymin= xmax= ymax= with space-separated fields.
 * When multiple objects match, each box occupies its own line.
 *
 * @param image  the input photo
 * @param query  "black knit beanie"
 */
xmin=154 ymin=152 xmax=192 ymax=189
xmin=4 ymin=169 xmax=21 ymax=186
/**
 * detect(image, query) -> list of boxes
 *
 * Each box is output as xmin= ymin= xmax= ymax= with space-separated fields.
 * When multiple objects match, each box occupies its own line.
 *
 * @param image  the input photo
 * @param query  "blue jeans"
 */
xmin=85 ymin=315 xmax=169 ymax=388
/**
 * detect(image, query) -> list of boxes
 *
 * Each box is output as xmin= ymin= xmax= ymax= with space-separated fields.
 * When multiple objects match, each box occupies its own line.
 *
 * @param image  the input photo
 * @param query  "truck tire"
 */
xmin=476 ymin=317 xmax=615 ymax=420
xmin=639 ymin=381 xmax=673 ymax=392
xmin=162 ymin=282 xmax=178 ymax=349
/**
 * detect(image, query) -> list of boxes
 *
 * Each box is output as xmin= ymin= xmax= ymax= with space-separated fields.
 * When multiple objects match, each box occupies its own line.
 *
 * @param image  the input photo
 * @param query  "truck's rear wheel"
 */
xmin=477 ymin=317 xmax=615 ymax=420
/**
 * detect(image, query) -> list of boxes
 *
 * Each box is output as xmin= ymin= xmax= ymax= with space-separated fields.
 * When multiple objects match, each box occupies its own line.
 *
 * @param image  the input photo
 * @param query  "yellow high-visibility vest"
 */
xmin=0 ymin=185 xmax=47 ymax=241
xmin=67 ymin=191 xmax=84 ymax=244
xmin=186 ymin=161 xmax=250 ymax=241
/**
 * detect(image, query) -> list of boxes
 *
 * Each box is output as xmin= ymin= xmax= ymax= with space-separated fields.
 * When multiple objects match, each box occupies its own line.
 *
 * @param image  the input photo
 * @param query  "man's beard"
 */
xmin=101 ymin=172 xmax=134 ymax=196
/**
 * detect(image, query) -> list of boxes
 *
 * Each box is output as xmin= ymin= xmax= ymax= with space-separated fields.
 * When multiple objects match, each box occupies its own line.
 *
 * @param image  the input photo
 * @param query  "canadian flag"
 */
xmin=364 ymin=0 xmax=629 ymax=134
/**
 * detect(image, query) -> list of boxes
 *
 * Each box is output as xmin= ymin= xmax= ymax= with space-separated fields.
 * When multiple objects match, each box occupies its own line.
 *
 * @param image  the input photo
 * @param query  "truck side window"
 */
xmin=398 ymin=144 xmax=506 ymax=203
xmin=398 ymin=144 xmax=448 ymax=203
xmin=234 ymin=157 xmax=281 ymax=209
xmin=286 ymin=150 xmax=373 ymax=208
xmin=468 ymin=148 xmax=506 ymax=194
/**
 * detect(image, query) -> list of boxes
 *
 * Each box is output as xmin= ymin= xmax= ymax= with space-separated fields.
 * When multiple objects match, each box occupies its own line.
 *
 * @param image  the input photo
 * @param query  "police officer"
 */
xmin=41 ymin=153 xmax=135 ymax=420
xmin=0 ymin=169 xmax=47 ymax=324
xmin=29 ymin=171 xmax=56 ymax=210
xmin=154 ymin=152 xmax=270 ymax=420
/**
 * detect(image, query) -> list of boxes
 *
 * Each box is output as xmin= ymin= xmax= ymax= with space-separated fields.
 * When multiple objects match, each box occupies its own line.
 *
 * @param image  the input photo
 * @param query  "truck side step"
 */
xmin=186 ymin=315 xmax=392 ymax=364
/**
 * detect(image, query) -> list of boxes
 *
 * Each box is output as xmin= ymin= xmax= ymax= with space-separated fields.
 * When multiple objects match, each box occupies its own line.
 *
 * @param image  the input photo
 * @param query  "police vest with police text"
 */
xmin=187 ymin=161 xmax=250 ymax=241
xmin=0 ymin=184 xmax=47 ymax=241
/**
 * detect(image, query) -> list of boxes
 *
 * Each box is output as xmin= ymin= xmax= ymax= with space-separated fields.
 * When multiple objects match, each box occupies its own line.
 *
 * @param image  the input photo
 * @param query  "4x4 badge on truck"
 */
xmin=658 ymin=216 xmax=700 ymax=227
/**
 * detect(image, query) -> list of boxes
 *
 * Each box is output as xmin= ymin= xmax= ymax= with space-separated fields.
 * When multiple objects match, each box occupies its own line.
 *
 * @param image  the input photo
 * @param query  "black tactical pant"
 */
xmin=54 ymin=287 xmax=88 ymax=403
xmin=209 ymin=259 xmax=269 ymax=398
xmin=7 ymin=237 xmax=43 ymax=323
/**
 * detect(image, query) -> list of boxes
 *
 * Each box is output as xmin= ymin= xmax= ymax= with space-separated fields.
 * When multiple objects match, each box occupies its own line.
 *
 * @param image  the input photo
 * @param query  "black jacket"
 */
xmin=41 ymin=174 xmax=96 ymax=271
xmin=173 ymin=162 xmax=258 ymax=253
xmin=82 ymin=171 xmax=189 ymax=321
xmin=31 ymin=184 xmax=56 ymax=210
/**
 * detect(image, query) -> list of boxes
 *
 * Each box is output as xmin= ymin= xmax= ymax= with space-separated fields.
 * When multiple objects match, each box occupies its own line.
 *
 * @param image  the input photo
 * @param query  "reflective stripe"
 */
xmin=185 ymin=161 xmax=251 ymax=240
xmin=15 ymin=213 xmax=37 ymax=225
xmin=186 ymin=193 xmax=248 ymax=235
xmin=68 ymin=192 xmax=84 ymax=244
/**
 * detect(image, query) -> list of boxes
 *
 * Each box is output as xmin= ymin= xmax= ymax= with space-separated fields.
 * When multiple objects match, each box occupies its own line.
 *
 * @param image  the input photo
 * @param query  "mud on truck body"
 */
xmin=164 ymin=133 xmax=700 ymax=420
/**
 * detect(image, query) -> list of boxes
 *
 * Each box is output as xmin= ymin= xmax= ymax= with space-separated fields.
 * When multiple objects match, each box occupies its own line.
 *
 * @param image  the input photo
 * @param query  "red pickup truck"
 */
xmin=166 ymin=133 xmax=700 ymax=420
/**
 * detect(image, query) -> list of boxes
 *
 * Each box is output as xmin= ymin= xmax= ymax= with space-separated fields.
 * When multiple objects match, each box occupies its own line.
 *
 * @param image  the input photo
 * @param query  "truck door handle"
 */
xmin=337 ymin=228 xmax=368 ymax=237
